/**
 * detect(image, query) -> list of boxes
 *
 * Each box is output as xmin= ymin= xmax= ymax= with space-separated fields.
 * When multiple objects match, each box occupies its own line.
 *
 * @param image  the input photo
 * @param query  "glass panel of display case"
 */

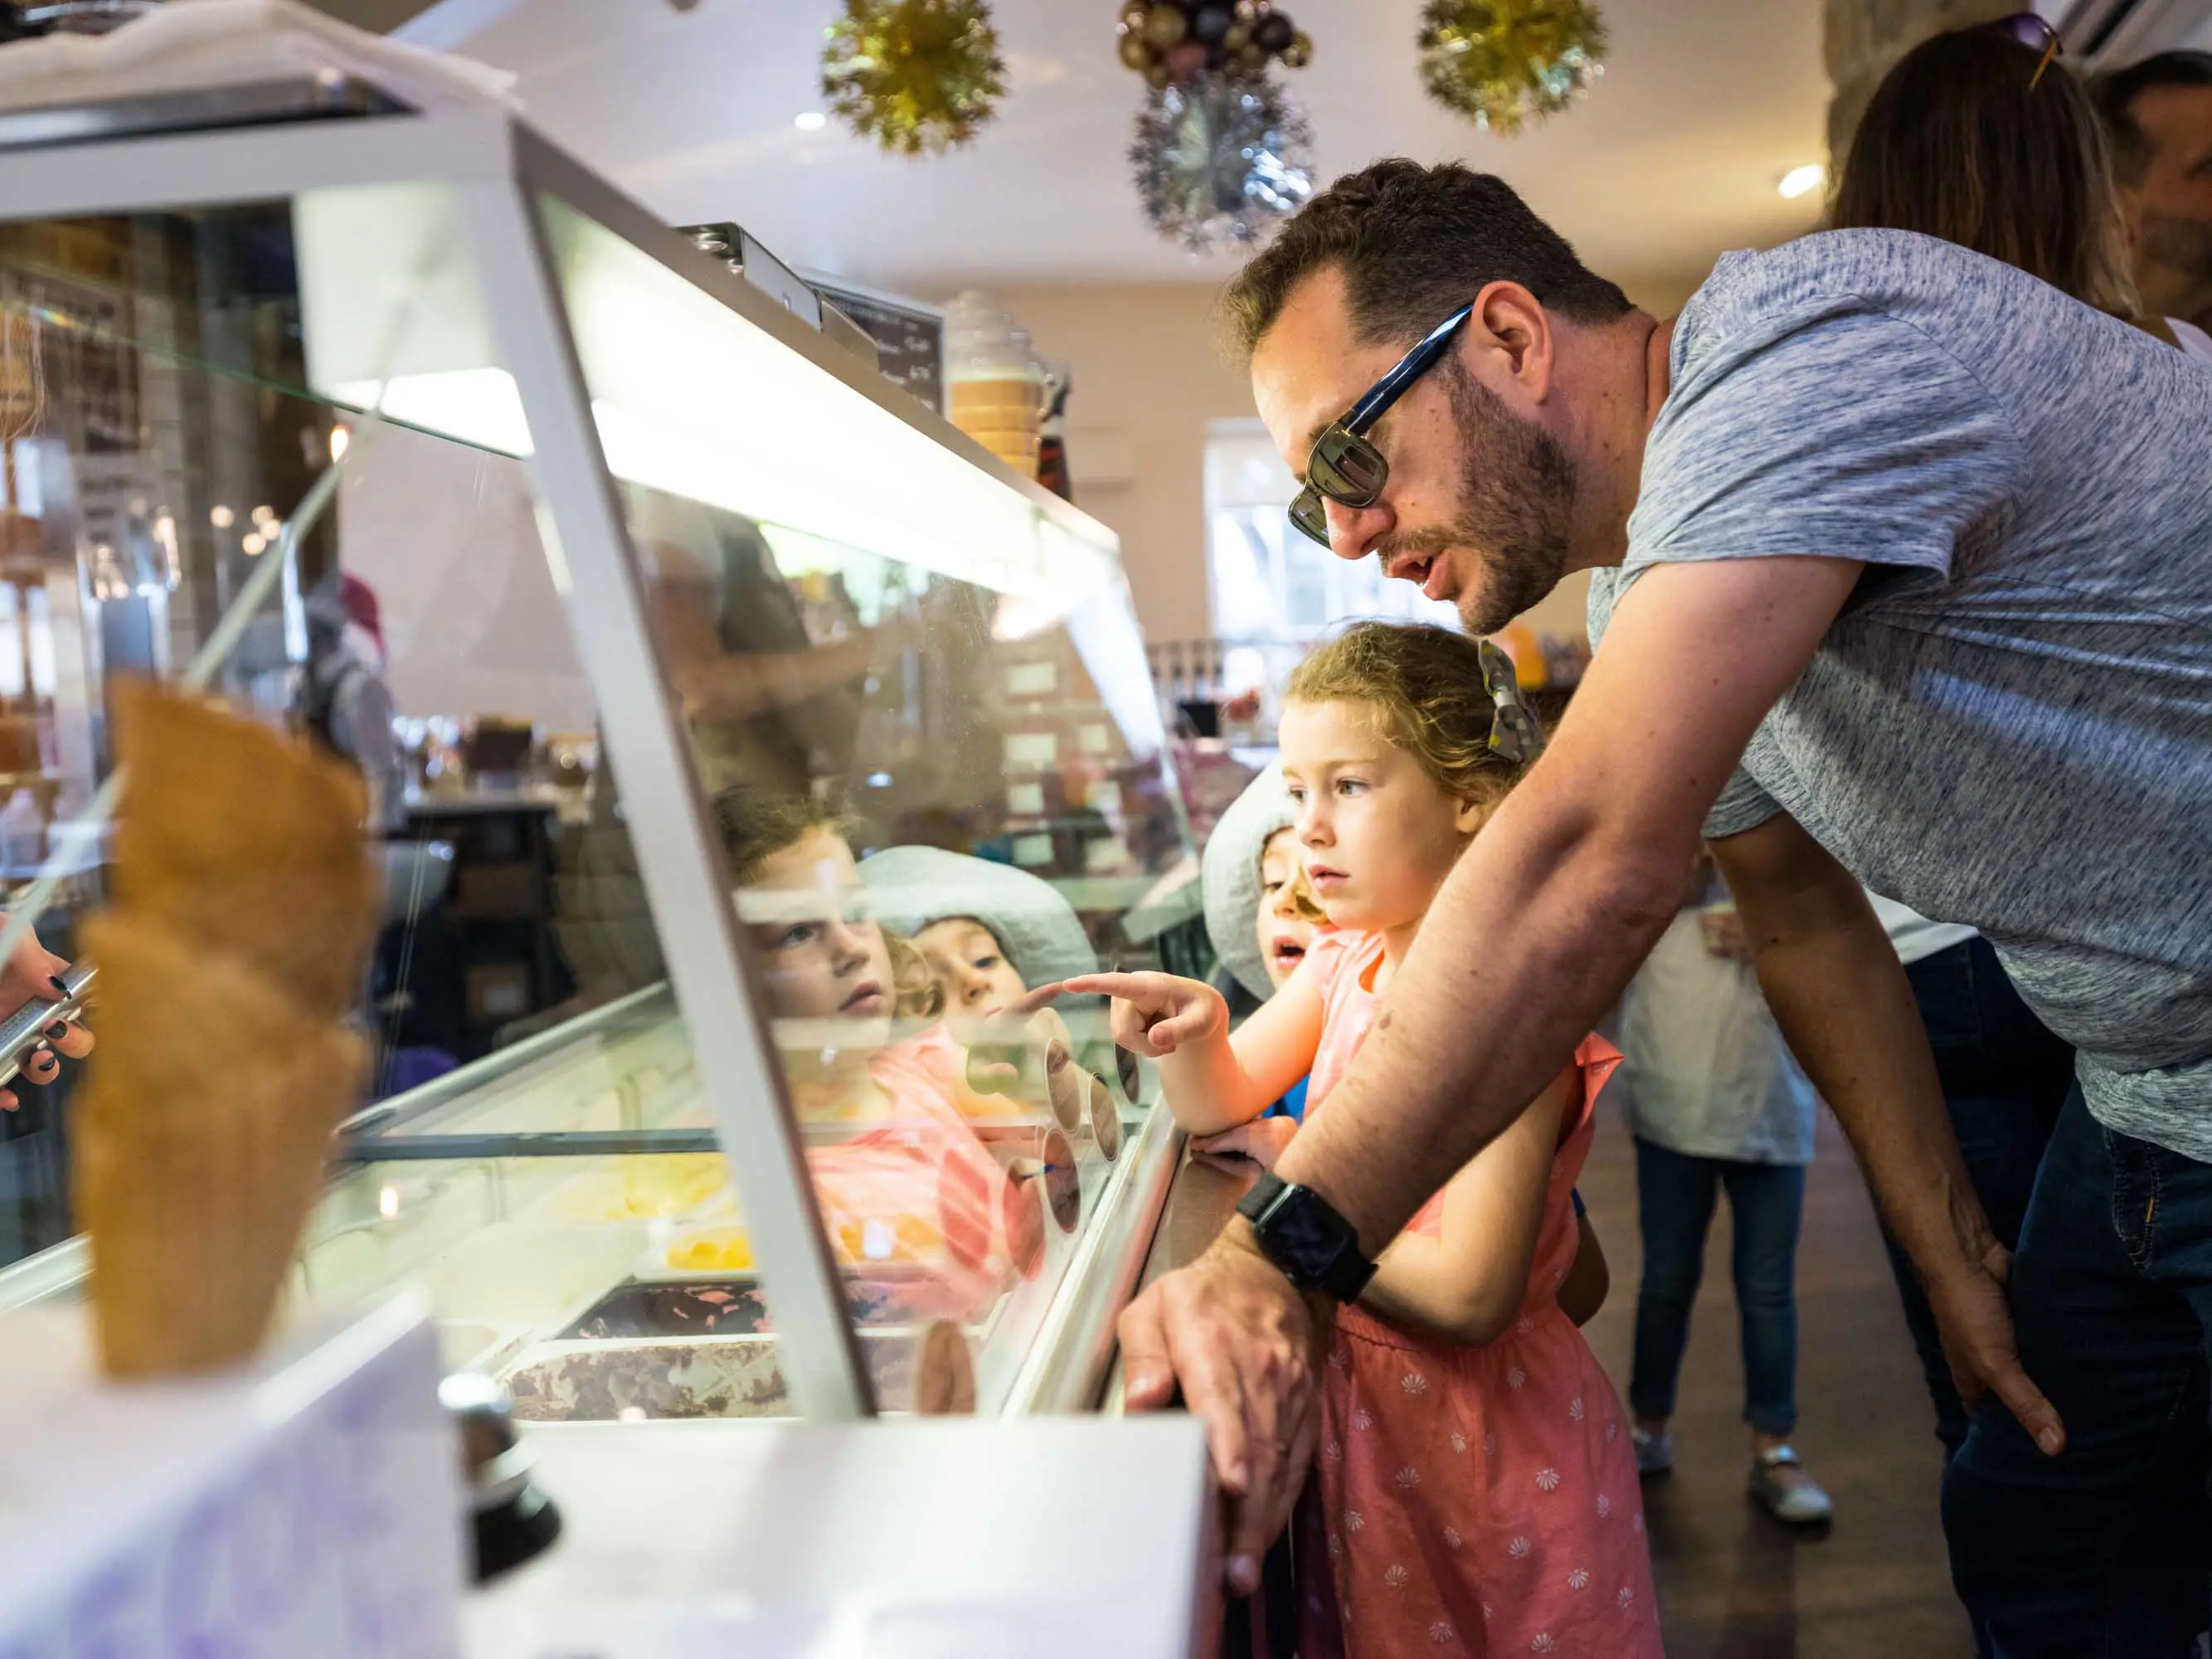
xmin=533 ymin=191 xmax=1189 ymax=1413
xmin=0 ymin=192 xmax=846 ymax=1414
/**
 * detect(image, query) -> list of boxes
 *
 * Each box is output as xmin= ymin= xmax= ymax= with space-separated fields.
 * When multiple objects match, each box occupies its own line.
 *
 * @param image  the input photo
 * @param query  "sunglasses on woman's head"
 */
xmin=1288 ymin=302 xmax=1477 ymax=548
xmin=1988 ymin=11 xmax=2063 ymax=89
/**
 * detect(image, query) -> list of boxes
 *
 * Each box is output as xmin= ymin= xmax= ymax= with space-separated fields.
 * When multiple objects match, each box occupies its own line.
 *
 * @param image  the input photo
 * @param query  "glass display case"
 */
xmin=0 ymin=89 xmax=1190 ymax=1425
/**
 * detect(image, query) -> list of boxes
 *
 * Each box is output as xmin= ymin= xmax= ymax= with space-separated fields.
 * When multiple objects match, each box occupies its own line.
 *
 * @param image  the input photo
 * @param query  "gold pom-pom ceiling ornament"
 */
xmin=1417 ymin=0 xmax=1607 ymax=135
xmin=821 ymin=0 xmax=1008 ymax=157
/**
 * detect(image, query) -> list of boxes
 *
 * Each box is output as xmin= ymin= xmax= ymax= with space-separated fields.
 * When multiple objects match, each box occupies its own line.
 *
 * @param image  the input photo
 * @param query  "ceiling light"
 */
xmin=208 ymin=504 xmax=234 ymax=529
xmin=241 ymin=531 xmax=266 ymax=557
xmin=1778 ymin=163 xmax=1826 ymax=200
xmin=794 ymin=111 xmax=827 ymax=132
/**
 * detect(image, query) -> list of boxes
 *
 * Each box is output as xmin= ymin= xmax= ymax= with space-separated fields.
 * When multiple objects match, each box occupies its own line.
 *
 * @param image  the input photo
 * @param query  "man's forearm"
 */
xmin=1714 ymin=826 xmax=1990 ymax=1282
xmin=1275 ymin=789 xmax=1682 ymax=1256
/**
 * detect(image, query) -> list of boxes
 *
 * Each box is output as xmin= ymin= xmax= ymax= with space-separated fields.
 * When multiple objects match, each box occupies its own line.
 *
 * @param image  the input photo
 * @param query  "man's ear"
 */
xmin=1469 ymin=280 xmax=1556 ymax=402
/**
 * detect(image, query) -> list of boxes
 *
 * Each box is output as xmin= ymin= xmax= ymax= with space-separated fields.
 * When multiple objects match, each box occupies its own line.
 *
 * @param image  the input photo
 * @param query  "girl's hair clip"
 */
xmin=1476 ymin=640 xmax=1544 ymax=765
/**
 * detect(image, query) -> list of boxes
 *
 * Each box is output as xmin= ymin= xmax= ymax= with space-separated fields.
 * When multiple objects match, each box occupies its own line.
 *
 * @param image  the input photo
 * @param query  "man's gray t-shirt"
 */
xmin=1587 ymin=229 xmax=2212 ymax=1160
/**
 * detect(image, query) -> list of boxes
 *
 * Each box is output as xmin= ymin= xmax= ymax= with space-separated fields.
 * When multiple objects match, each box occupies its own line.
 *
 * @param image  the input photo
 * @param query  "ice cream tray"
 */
xmin=499 ymin=1270 xmax=1005 ymax=1422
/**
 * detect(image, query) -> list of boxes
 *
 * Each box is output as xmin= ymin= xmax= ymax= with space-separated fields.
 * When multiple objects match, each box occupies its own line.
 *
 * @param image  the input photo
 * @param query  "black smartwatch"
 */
xmin=1235 ymin=1171 xmax=1377 ymax=1303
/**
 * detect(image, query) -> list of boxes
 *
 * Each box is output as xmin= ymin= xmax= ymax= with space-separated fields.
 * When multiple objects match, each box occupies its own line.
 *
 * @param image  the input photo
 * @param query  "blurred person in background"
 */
xmin=1617 ymin=851 xmax=1830 ymax=1525
xmin=299 ymin=569 xmax=404 ymax=836
xmin=2096 ymin=50 xmax=2212 ymax=356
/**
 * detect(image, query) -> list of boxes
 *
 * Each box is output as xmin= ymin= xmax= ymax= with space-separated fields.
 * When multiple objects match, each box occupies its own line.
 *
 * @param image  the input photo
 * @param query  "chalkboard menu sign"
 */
xmin=804 ymin=276 xmax=946 ymax=417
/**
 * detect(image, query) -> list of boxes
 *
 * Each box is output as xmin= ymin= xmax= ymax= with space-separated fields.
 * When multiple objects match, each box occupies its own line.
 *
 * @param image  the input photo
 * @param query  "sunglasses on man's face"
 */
xmin=1289 ymin=302 xmax=1476 ymax=549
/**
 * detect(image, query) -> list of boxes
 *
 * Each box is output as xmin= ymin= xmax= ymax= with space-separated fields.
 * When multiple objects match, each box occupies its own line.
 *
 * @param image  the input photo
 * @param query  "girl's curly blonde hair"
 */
xmin=1285 ymin=621 xmax=1535 ymax=810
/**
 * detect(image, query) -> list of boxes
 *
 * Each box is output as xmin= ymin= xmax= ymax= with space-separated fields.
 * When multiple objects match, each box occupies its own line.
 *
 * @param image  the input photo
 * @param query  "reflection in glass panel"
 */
xmin=538 ymin=191 xmax=1188 ymax=1414
xmin=0 ymin=199 xmax=827 ymax=1419
xmin=0 ymin=180 xmax=1189 ymax=1425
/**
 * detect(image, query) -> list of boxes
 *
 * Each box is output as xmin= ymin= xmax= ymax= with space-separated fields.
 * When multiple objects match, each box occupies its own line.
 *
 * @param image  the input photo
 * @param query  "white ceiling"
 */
xmin=445 ymin=0 xmax=1832 ymax=298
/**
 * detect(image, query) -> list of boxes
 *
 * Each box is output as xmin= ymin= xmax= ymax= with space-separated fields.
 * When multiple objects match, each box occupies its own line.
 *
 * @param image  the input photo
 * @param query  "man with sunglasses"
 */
xmin=1115 ymin=157 xmax=2212 ymax=1653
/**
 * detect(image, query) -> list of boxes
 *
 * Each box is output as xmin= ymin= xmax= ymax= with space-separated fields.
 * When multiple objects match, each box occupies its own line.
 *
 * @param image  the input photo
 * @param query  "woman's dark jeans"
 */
xmin=1631 ymin=1136 xmax=1807 ymax=1438
xmin=1878 ymin=937 xmax=2073 ymax=1457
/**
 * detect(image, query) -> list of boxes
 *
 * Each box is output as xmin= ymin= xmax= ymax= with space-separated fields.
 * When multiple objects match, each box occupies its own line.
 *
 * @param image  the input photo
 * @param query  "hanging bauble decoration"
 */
xmin=1416 ymin=0 xmax=1607 ymax=135
xmin=1116 ymin=0 xmax=1314 ymax=87
xmin=821 ymin=0 xmax=1007 ymax=157
xmin=1130 ymin=71 xmax=1314 ymax=252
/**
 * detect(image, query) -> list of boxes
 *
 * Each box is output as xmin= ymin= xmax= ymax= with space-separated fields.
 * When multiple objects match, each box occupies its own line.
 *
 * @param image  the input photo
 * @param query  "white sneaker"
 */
xmin=1749 ymin=1445 xmax=1833 ymax=1525
xmin=1631 ymin=1425 xmax=1673 ymax=1477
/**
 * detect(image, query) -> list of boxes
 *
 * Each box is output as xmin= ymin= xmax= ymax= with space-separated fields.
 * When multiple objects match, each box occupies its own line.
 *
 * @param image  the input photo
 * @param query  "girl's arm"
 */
xmin=1057 ymin=970 xmax=1325 ymax=1136
xmin=1358 ymin=1067 xmax=1575 ymax=1346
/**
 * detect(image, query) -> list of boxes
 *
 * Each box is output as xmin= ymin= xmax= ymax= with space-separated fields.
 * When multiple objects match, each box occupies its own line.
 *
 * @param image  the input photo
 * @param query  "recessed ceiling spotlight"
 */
xmin=1778 ymin=163 xmax=1826 ymax=200
xmin=794 ymin=111 xmax=827 ymax=132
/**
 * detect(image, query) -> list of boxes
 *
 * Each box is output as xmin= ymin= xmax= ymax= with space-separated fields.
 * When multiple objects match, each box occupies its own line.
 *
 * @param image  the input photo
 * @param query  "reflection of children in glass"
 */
xmin=1065 ymin=625 xmax=1658 ymax=1659
xmin=714 ymin=787 xmax=1042 ymax=1306
xmin=860 ymin=844 xmax=1108 ymax=1126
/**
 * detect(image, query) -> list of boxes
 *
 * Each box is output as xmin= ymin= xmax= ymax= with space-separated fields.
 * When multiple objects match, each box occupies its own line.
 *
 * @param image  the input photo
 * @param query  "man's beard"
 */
xmin=1376 ymin=360 xmax=1578 ymax=636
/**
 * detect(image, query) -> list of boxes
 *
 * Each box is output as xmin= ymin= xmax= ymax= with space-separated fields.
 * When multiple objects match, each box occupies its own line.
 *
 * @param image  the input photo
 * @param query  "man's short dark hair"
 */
xmin=2093 ymin=51 xmax=2212 ymax=185
xmin=1219 ymin=159 xmax=1633 ymax=362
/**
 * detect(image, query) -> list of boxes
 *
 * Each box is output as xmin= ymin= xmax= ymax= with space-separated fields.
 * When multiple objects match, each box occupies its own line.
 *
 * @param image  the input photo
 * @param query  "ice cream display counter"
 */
xmin=293 ymin=979 xmax=1177 ymax=1422
xmin=0 ymin=24 xmax=1212 ymax=1640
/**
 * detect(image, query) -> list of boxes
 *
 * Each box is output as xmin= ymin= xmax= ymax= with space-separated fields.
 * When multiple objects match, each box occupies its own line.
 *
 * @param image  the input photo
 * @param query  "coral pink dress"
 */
xmin=1291 ymin=931 xmax=1661 ymax=1657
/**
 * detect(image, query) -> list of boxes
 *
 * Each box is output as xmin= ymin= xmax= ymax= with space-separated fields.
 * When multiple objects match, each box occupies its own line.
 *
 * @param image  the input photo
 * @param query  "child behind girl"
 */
xmin=1200 ymin=762 xmax=1325 ymax=1133
xmin=1064 ymin=624 xmax=1658 ymax=1657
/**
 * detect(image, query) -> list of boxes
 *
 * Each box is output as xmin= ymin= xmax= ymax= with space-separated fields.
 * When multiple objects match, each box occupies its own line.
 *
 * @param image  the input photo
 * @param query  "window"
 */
xmin=1203 ymin=418 xmax=1459 ymax=641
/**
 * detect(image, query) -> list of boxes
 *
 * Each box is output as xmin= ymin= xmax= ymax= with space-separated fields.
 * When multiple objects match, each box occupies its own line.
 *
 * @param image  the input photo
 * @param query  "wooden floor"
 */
xmin=1576 ymin=1107 xmax=1979 ymax=1658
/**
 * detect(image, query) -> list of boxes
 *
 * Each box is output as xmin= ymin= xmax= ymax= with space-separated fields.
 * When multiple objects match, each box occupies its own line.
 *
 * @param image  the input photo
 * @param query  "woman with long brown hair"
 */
xmin=1834 ymin=17 xmax=2193 ymax=343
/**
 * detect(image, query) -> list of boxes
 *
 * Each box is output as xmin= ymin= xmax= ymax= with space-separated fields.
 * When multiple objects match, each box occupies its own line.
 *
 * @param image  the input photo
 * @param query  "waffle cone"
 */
xmin=75 ymin=912 xmax=367 ymax=1377
xmin=106 ymin=679 xmax=377 ymax=1019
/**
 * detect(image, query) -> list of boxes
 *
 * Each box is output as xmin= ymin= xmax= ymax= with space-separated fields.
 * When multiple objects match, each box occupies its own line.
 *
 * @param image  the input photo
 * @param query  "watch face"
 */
xmin=1247 ymin=1180 xmax=1360 ymax=1292
xmin=1265 ymin=1186 xmax=1344 ymax=1275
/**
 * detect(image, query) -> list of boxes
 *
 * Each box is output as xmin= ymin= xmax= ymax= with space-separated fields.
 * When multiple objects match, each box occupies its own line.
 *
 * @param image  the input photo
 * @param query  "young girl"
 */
xmin=1065 ymin=624 xmax=1658 ymax=1657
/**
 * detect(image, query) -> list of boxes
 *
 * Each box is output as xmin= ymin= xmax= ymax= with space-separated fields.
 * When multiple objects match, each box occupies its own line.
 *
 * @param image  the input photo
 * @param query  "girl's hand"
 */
xmin=1057 ymin=972 xmax=1227 ymax=1058
xmin=1192 ymin=1116 xmax=1298 ymax=1171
